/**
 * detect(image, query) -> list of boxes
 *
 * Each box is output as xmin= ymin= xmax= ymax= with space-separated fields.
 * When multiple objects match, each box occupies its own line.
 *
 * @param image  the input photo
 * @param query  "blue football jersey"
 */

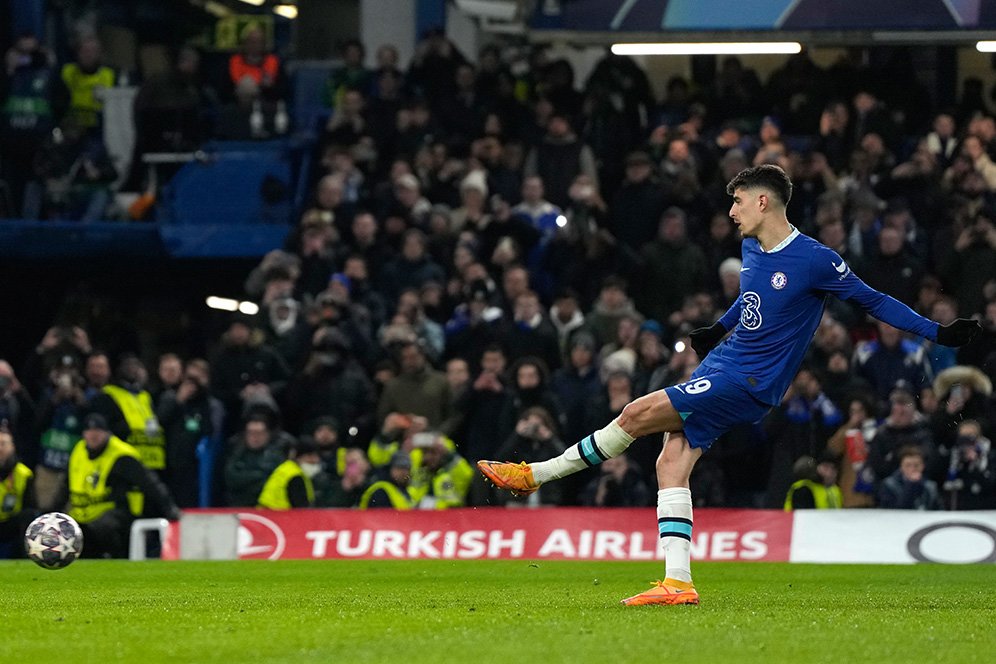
xmin=700 ymin=228 xmax=938 ymax=406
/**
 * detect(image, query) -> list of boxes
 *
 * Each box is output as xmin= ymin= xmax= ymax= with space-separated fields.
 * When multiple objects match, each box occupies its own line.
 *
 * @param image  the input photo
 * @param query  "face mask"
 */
xmin=299 ymin=461 xmax=323 ymax=479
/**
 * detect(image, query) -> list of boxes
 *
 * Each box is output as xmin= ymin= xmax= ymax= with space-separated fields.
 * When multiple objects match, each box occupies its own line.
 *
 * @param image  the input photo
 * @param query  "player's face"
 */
xmin=729 ymin=187 xmax=762 ymax=238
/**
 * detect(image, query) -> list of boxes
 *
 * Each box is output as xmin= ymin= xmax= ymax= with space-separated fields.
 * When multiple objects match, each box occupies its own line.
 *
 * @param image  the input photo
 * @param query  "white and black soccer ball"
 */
xmin=24 ymin=512 xmax=84 ymax=570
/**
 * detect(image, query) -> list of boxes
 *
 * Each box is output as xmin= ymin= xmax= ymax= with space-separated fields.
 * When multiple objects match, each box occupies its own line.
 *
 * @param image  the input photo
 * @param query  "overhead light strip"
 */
xmin=611 ymin=42 xmax=802 ymax=56
xmin=977 ymin=41 xmax=996 ymax=52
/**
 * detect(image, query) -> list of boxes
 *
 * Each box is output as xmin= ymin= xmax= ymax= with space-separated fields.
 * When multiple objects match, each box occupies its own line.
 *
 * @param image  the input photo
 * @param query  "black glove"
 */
xmin=936 ymin=318 xmax=982 ymax=347
xmin=688 ymin=321 xmax=727 ymax=357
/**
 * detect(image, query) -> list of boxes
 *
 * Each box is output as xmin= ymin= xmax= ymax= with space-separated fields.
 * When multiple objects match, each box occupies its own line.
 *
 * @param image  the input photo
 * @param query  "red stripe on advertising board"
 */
xmin=164 ymin=508 xmax=793 ymax=562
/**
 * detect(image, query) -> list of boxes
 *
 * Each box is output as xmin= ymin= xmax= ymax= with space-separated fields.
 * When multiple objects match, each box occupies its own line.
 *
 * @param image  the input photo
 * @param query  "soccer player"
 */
xmin=478 ymin=165 xmax=981 ymax=606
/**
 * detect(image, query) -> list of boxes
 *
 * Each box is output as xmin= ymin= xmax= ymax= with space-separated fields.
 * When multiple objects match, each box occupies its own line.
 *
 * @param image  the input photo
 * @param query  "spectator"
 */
xmin=820 ymin=350 xmax=873 ymax=412
xmin=493 ymin=407 xmax=567 ymax=505
xmin=929 ymin=365 xmax=992 ymax=453
xmin=325 ymin=39 xmax=371 ymax=111
xmin=854 ymin=322 xmax=933 ymax=401
xmin=257 ymin=437 xmax=321 ymax=509
xmin=315 ymin=446 xmax=370 ymax=508
xmin=551 ymin=332 xmax=602 ymax=446
xmin=523 ymin=112 xmax=598 ymax=209
xmin=228 ymin=24 xmax=281 ymax=101
xmin=83 ymin=351 xmax=111 ymax=400
xmin=498 ymin=356 xmax=563 ymax=441
xmin=0 ymin=361 xmax=36 ymax=465
xmin=783 ymin=454 xmax=843 ymax=510
xmin=60 ymin=36 xmax=114 ymax=133
xmin=32 ymin=360 xmax=87 ymax=508
xmin=0 ymin=424 xmax=36 ymax=558
xmin=867 ymin=381 xmax=937 ymax=482
xmin=502 ymin=290 xmax=562 ymax=371
xmin=942 ymin=213 xmax=996 ymax=317
xmin=132 ymin=45 xmax=217 ymax=158
xmin=26 ymin=116 xmax=117 ymax=221
xmin=359 ymin=452 xmax=414 ymax=509
xmin=511 ymin=176 xmax=562 ymax=238
xmin=377 ymin=341 xmax=450 ymax=429
xmin=0 ymin=33 xmax=67 ymax=216
xmin=209 ymin=314 xmax=291 ymax=435
xmin=66 ymin=413 xmax=179 ymax=558
xmin=222 ymin=413 xmax=292 ymax=507
xmin=282 ymin=326 xmax=375 ymax=439
xmin=549 ymin=289 xmax=586 ymax=353
xmin=215 ymin=76 xmax=278 ymax=140
xmin=924 ymin=112 xmax=957 ymax=169
xmin=157 ymin=359 xmax=220 ymax=508
xmin=608 ymin=151 xmax=666 ymax=252
xmin=638 ymin=207 xmax=708 ymax=324
xmin=878 ymin=447 xmax=943 ymax=510
xmin=861 ymin=227 xmax=923 ymax=308
xmin=585 ymin=276 xmax=641 ymax=348
xmin=409 ymin=432 xmax=473 ymax=509
xmin=580 ymin=452 xmax=650 ymax=507
xmin=152 ymin=353 xmax=184 ymax=404
xmin=941 ymin=420 xmax=996 ymax=510
xmin=453 ymin=345 xmax=510 ymax=463
xmin=825 ymin=396 xmax=879 ymax=507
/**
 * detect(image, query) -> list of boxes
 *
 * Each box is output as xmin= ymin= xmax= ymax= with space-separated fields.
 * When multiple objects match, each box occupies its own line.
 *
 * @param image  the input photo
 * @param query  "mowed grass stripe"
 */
xmin=3 ymin=560 xmax=994 ymax=663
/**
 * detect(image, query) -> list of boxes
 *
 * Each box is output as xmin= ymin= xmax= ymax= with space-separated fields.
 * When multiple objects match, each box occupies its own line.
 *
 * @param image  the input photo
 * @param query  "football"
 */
xmin=24 ymin=512 xmax=84 ymax=570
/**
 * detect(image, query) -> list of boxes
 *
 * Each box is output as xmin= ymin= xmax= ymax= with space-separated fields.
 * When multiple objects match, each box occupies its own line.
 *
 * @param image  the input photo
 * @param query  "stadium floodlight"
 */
xmin=238 ymin=301 xmax=260 ymax=315
xmin=611 ymin=42 xmax=802 ymax=56
xmin=273 ymin=4 xmax=298 ymax=19
xmin=205 ymin=296 xmax=239 ymax=312
xmin=977 ymin=41 xmax=996 ymax=52
xmin=237 ymin=0 xmax=266 ymax=6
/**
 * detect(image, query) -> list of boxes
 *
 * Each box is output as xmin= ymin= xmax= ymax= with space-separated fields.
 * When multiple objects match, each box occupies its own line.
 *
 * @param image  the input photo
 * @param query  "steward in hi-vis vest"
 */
xmin=359 ymin=453 xmax=414 ymax=509
xmin=257 ymin=438 xmax=321 ymax=510
xmin=65 ymin=413 xmax=179 ymax=558
xmin=89 ymin=356 xmax=166 ymax=471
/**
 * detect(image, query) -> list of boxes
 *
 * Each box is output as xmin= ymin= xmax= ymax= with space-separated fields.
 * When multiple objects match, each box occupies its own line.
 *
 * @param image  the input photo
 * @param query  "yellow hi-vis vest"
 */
xmin=61 ymin=63 xmax=114 ymax=128
xmin=359 ymin=481 xmax=414 ymax=509
xmin=68 ymin=436 xmax=144 ymax=523
xmin=102 ymin=384 xmax=166 ymax=470
xmin=0 ymin=462 xmax=33 ymax=522
xmin=783 ymin=479 xmax=843 ymax=511
xmin=257 ymin=460 xmax=314 ymax=510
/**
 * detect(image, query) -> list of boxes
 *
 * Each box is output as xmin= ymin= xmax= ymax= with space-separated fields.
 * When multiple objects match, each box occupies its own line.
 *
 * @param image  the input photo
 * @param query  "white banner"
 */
xmin=790 ymin=510 xmax=996 ymax=564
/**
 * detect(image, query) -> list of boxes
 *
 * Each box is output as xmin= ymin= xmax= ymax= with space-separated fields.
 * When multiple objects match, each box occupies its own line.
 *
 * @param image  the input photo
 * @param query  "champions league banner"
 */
xmin=164 ymin=508 xmax=996 ymax=564
xmin=535 ymin=0 xmax=996 ymax=32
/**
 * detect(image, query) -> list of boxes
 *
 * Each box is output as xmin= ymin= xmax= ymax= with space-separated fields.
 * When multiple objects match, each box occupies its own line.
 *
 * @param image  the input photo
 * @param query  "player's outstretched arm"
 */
xmin=812 ymin=246 xmax=981 ymax=347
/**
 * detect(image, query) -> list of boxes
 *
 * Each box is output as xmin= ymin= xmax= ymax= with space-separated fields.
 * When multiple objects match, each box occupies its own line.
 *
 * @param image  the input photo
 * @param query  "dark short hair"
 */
xmin=726 ymin=164 xmax=793 ymax=206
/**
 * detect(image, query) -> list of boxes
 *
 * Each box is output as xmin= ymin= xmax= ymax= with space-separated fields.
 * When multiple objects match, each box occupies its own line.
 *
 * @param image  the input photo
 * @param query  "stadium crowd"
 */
xmin=3 ymin=27 xmax=996 ymax=557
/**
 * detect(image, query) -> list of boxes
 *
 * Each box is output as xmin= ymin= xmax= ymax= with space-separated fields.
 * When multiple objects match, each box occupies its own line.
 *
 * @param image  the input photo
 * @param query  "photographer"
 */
xmin=943 ymin=213 xmax=996 ymax=317
xmin=492 ymin=406 xmax=566 ymax=505
xmin=929 ymin=365 xmax=992 ymax=454
xmin=282 ymin=326 xmax=375 ymax=439
xmin=33 ymin=359 xmax=87 ymax=509
xmin=0 ymin=360 xmax=36 ymax=466
xmin=942 ymin=420 xmax=996 ymax=510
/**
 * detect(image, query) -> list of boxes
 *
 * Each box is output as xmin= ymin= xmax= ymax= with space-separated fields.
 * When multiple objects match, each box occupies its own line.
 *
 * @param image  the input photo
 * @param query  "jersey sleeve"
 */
xmin=810 ymin=246 xmax=939 ymax=342
xmin=719 ymin=294 xmax=743 ymax=331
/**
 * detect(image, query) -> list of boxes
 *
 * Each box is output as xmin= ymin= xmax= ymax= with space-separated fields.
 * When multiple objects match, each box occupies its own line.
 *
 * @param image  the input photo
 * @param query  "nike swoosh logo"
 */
xmin=740 ymin=267 xmax=750 ymax=272
xmin=833 ymin=261 xmax=847 ymax=274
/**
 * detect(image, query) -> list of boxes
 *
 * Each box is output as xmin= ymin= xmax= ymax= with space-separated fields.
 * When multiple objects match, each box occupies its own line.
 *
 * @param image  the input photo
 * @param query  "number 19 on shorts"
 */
xmin=676 ymin=378 xmax=712 ymax=394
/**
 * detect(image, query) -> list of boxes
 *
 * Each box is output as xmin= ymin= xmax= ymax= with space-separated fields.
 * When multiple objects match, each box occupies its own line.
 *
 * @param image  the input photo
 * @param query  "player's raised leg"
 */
xmin=621 ymin=431 xmax=702 ymax=606
xmin=478 ymin=389 xmax=685 ymax=495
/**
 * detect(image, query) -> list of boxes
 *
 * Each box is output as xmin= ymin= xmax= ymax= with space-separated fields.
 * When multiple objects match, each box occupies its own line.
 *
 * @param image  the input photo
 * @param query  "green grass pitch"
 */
xmin=4 ymin=560 xmax=995 ymax=663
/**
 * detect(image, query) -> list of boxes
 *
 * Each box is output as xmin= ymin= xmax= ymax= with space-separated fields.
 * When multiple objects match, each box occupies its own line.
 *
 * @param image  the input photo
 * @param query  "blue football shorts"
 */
xmin=663 ymin=369 xmax=772 ymax=450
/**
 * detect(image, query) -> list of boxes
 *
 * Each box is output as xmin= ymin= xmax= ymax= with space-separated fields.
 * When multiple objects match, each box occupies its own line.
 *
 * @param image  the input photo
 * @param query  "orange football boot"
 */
xmin=477 ymin=460 xmax=540 ymax=496
xmin=620 ymin=579 xmax=700 ymax=606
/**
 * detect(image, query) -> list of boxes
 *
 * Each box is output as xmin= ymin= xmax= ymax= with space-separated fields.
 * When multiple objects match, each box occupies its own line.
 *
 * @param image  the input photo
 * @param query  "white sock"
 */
xmin=657 ymin=487 xmax=693 ymax=583
xmin=530 ymin=419 xmax=635 ymax=483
